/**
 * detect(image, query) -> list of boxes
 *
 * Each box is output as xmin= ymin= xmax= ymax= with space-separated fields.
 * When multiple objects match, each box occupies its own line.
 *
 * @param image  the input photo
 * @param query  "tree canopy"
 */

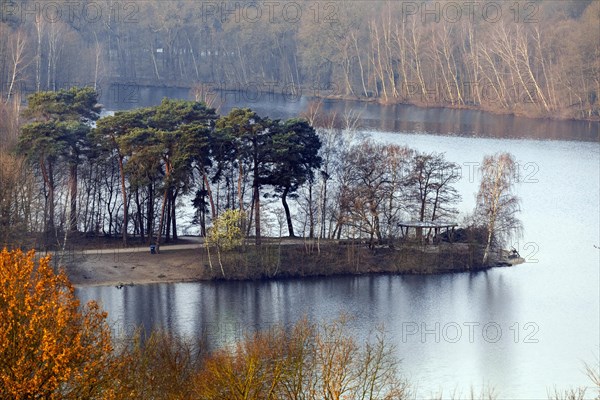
xmin=9 ymin=88 xmax=513 ymax=256
xmin=18 ymin=87 xmax=101 ymax=240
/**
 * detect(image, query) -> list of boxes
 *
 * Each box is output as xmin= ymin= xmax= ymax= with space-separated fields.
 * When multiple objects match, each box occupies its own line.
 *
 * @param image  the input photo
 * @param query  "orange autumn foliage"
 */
xmin=0 ymin=249 xmax=114 ymax=399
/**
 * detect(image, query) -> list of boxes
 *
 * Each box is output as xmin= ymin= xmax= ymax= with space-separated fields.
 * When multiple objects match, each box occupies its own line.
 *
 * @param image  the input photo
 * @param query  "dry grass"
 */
xmin=106 ymin=317 xmax=410 ymax=400
xmin=109 ymin=329 xmax=206 ymax=399
xmin=547 ymin=362 xmax=600 ymax=400
xmin=201 ymin=241 xmax=482 ymax=280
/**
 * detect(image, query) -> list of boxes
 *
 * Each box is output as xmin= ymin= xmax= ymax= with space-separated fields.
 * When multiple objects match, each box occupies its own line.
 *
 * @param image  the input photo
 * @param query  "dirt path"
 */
xmin=77 ymin=237 xmax=204 ymax=255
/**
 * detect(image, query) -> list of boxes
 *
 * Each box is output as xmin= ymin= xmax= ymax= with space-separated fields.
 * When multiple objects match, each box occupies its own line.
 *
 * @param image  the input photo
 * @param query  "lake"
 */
xmin=77 ymin=85 xmax=600 ymax=399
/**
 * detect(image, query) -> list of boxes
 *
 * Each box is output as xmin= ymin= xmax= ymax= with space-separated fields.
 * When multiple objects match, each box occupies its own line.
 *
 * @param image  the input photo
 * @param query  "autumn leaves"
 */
xmin=0 ymin=249 xmax=112 ymax=399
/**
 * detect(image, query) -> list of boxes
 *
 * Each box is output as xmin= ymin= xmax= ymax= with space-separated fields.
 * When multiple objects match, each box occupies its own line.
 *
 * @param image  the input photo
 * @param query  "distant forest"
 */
xmin=0 ymin=0 xmax=598 ymax=120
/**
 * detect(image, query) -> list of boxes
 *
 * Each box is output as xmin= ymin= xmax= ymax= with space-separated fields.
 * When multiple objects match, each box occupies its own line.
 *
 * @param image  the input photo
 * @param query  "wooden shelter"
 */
xmin=398 ymin=221 xmax=458 ymax=244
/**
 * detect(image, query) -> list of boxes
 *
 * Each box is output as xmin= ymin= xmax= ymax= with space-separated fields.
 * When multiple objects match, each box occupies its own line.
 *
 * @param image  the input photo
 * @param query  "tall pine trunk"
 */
xmin=171 ymin=190 xmax=178 ymax=240
xmin=69 ymin=163 xmax=77 ymax=233
xmin=147 ymin=183 xmax=154 ymax=244
xmin=253 ymin=158 xmax=261 ymax=245
xmin=156 ymin=187 xmax=169 ymax=252
xmin=165 ymin=193 xmax=172 ymax=243
xmin=281 ymin=186 xmax=295 ymax=237
xmin=40 ymin=159 xmax=55 ymax=245
xmin=202 ymin=171 xmax=216 ymax=218
xmin=135 ymin=188 xmax=144 ymax=242
xmin=117 ymin=155 xmax=128 ymax=245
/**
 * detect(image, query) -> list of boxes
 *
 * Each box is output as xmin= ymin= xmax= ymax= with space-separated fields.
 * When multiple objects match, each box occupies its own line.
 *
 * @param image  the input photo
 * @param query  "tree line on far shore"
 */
xmin=1 ymin=0 xmax=598 ymax=120
xmin=1 ymin=87 xmax=521 ymax=264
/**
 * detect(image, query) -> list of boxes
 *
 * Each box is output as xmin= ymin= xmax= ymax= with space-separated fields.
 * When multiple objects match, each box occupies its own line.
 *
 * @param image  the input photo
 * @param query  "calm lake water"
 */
xmin=78 ymin=86 xmax=600 ymax=399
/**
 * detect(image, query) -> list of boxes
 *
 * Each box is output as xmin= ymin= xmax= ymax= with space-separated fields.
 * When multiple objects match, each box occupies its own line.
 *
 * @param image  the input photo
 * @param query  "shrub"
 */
xmin=0 ymin=249 xmax=113 ymax=399
xmin=194 ymin=317 xmax=410 ymax=400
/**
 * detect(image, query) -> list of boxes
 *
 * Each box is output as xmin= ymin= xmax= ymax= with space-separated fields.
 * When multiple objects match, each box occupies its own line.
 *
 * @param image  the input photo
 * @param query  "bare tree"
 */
xmin=33 ymin=17 xmax=46 ymax=92
xmin=0 ymin=99 xmax=34 ymax=247
xmin=5 ymin=29 xmax=29 ymax=103
xmin=340 ymin=141 xmax=390 ymax=243
xmin=475 ymin=152 xmax=523 ymax=265
xmin=406 ymin=152 xmax=461 ymax=224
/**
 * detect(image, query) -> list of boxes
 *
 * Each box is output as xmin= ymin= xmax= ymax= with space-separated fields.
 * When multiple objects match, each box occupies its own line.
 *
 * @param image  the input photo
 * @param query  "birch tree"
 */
xmin=5 ymin=28 xmax=28 ymax=103
xmin=475 ymin=152 xmax=522 ymax=265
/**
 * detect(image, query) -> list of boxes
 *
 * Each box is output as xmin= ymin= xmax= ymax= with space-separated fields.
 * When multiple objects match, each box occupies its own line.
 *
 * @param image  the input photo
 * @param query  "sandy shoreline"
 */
xmin=62 ymin=240 xmax=209 ymax=287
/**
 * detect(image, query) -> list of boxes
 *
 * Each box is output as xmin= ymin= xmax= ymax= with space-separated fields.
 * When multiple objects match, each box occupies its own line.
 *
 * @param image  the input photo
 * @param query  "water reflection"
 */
xmin=76 ymin=259 xmax=597 ymax=399
xmin=100 ymin=84 xmax=599 ymax=142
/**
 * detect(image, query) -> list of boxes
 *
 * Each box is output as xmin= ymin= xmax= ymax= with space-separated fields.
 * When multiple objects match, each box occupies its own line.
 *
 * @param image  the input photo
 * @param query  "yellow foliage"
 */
xmin=206 ymin=209 xmax=246 ymax=251
xmin=0 ymin=249 xmax=114 ymax=399
xmin=206 ymin=209 xmax=246 ymax=277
